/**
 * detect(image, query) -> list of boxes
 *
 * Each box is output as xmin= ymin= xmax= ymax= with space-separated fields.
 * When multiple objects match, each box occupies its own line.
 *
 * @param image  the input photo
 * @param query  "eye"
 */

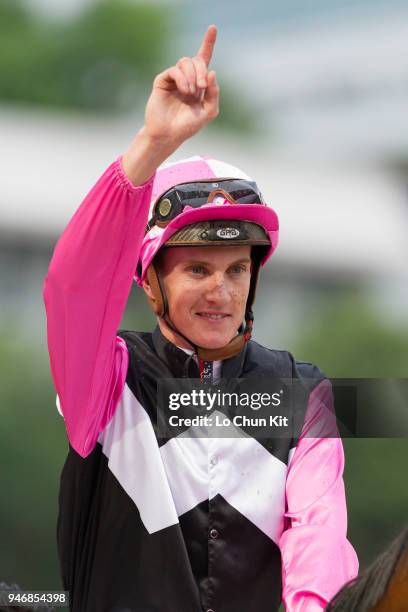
xmin=188 ymin=265 xmax=207 ymax=275
xmin=229 ymin=264 xmax=247 ymax=274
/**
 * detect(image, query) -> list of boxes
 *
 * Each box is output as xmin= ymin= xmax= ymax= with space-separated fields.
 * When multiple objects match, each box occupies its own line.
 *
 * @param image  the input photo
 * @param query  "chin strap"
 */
xmin=146 ymin=260 xmax=261 ymax=362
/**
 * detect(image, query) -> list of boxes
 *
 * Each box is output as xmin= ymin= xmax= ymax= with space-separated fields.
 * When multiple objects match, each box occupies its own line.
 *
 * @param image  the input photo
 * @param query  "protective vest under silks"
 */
xmin=57 ymin=325 xmax=323 ymax=612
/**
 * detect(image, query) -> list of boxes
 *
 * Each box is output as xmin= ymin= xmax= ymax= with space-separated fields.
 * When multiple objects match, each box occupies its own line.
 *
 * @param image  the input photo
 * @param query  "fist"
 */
xmin=144 ymin=25 xmax=220 ymax=145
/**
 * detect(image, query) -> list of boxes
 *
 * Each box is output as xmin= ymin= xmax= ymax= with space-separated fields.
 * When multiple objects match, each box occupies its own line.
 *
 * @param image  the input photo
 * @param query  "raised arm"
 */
xmin=43 ymin=26 xmax=220 ymax=458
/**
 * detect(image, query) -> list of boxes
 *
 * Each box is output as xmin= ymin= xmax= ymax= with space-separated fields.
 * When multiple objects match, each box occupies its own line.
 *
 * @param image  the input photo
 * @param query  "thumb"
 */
xmin=203 ymin=70 xmax=219 ymax=117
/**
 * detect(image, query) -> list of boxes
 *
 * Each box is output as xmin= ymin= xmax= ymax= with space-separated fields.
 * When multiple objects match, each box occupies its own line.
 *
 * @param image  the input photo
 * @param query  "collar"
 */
xmin=151 ymin=325 xmax=247 ymax=379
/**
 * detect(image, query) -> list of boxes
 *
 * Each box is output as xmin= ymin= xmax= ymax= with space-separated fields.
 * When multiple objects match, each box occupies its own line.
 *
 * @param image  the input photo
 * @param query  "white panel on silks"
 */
xmin=160 ymin=412 xmax=289 ymax=545
xmin=159 ymin=434 xmax=210 ymax=517
xmin=99 ymin=387 xmax=289 ymax=543
xmin=98 ymin=383 xmax=179 ymax=535
xmin=207 ymin=412 xmax=288 ymax=545
xmin=288 ymin=446 xmax=296 ymax=467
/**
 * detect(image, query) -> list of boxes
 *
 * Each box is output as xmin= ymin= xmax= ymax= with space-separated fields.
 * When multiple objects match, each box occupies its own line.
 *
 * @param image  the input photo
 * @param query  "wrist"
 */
xmin=141 ymin=126 xmax=184 ymax=155
xmin=122 ymin=127 xmax=181 ymax=187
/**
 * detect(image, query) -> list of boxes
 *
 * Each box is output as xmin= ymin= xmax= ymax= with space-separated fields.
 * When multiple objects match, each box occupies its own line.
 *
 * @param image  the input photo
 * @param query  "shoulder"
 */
xmin=246 ymin=339 xmax=326 ymax=387
xmin=117 ymin=329 xmax=154 ymax=353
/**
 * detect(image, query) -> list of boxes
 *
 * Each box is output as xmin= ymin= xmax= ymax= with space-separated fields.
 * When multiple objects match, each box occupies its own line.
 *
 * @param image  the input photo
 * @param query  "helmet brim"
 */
xmin=135 ymin=203 xmax=279 ymax=286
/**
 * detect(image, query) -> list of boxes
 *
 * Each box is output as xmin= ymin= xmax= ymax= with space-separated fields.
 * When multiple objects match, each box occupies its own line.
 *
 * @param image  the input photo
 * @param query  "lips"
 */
xmin=196 ymin=312 xmax=230 ymax=320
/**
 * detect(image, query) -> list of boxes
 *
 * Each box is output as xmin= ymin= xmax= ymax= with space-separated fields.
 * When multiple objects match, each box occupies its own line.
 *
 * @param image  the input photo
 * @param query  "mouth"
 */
xmin=196 ymin=312 xmax=230 ymax=321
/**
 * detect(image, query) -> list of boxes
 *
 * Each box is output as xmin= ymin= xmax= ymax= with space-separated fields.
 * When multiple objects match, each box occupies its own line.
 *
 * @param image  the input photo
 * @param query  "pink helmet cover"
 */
xmin=135 ymin=156 xmax=279 ymax=286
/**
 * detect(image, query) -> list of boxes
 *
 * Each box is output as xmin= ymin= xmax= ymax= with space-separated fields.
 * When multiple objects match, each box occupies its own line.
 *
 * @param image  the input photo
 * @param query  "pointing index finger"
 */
xmin=196 ymin=25 xmax=217 ymax=66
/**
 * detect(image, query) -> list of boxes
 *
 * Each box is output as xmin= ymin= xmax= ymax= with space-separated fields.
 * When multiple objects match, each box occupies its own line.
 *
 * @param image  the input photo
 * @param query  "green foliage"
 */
xmin=0 ymin=0 xmax=256 ymax=132
xmin=344 ymin=438 xmax=408 ymax=567
xmin=120 ymin=284 xmax=156 ymax=332
xmin=0 ymin=0 xmax=170 ymax=112
xmin=292 ymin=290 xmax=408 ymax=568
xmin=293 ymin=291 xmax=408 ymax=377
xmin=209 ymin=78 xmax=259 ymax=135
xmin=0 ymin=326 xmax=67 ymax=589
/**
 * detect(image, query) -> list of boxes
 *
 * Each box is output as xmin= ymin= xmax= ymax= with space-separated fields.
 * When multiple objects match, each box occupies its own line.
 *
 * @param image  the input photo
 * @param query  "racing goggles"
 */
xmin=147 ymin=178 xmax=265 ymax=231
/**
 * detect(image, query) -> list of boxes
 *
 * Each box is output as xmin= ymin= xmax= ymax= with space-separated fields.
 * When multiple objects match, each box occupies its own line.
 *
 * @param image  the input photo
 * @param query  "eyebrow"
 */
xmin=185 ymin=257 xmax=251 ymax=266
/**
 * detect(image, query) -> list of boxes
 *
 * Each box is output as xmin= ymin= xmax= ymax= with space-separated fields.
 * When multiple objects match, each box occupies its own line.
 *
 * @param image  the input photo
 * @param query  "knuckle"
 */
xmin=153 ymin=70 xmax=164 ymax=83
xmin=193 ymin=55 xmax=206 ymax=67
xmin=177 ymin=56 xmax=191 ymax=66
xmin=154 ymin=66 xmax=173 ymax=83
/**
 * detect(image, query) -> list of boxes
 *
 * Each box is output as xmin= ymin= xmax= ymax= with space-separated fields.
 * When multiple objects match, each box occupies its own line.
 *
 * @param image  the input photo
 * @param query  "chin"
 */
xmin=188 ymin=328 xmax=236 ymax=351
xmin=194 ymin=338 xmax=226 ymax=350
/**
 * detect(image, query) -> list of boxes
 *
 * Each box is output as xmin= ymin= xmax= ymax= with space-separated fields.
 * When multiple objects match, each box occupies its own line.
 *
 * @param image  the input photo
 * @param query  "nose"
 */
xmin=204 ymin=271 xmax=229 ymax=301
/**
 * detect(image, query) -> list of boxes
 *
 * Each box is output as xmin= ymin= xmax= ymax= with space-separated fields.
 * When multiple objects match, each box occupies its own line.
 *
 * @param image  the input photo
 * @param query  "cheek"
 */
xmin=233 ymin=275 xmax=251 ymax=299
xmin=165 ymin=277 xmax=200 ymax=314
xmin=229 ymin=279 xmax=251 ymax=312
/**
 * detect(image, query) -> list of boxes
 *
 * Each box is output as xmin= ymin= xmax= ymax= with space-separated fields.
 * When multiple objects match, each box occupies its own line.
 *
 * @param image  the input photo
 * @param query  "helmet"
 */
xmin=136 ymin=155 xmax=279 ymax=361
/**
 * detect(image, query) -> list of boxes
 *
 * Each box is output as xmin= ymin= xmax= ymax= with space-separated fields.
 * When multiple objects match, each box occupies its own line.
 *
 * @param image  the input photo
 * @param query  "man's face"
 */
xmin=144 ymin=245 xmax=252 ymax=350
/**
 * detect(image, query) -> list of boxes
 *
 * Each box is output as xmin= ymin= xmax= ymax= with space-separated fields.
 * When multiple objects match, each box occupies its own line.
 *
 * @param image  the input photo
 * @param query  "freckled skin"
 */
xmin=143 ymin=245 xmax=252 ymax=349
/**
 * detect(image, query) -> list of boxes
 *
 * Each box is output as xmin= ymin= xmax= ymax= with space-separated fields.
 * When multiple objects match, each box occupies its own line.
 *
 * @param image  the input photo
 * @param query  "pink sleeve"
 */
xmin=43 ymin=156 xmax=154 ymax=458
xmin=279 ymin=379 xmax=359 ymax=611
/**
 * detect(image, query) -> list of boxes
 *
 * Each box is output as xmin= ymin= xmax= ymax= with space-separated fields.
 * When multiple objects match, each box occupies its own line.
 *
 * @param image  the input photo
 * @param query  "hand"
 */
xmin=144 ymin=25 xmax=219 ymax=146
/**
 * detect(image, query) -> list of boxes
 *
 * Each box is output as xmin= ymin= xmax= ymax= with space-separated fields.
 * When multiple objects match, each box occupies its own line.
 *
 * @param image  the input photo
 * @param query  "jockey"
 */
xmin=43 ymin=25 xmax=358 ymax=612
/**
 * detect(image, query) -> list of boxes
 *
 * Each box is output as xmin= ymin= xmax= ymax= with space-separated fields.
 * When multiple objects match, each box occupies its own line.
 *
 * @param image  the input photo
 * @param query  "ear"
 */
xmin=142 ymin=275 xmax=155 ymax=301
xmin=143 ymin=265 xmax=165 ymax=316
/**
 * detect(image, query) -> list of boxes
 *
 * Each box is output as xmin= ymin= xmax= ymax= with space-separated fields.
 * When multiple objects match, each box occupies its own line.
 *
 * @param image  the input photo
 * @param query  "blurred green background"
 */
xmin=0 ymin=0 xmax=253 ymax=130
xmin=1 ymin=0 xmax=407 ymax=599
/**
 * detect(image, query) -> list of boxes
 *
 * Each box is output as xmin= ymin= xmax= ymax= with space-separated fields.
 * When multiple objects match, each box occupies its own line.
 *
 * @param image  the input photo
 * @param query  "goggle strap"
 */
xmin=206 ymin=188 xmax=237 ymax=204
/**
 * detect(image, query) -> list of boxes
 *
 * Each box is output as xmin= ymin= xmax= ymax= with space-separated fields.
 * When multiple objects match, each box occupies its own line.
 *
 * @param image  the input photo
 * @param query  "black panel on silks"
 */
xmin=58 ymin=444 xmax=202 ymax=612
